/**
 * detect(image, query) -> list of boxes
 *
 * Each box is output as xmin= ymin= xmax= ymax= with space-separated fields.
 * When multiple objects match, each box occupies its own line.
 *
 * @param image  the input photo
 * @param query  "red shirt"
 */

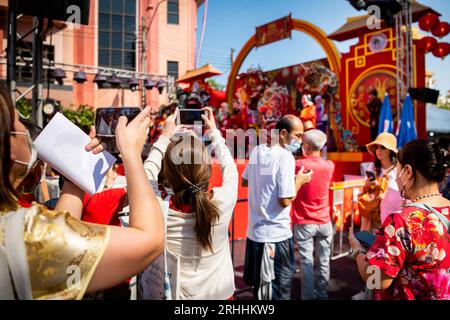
xmin=82 ymin=188 xmax=127 ymax=226
xmin=292 ymin=156 xmax=335 ymax=225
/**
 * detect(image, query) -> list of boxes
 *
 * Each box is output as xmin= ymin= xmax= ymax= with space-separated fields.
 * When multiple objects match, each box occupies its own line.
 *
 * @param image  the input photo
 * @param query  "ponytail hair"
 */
xmin=163 ymin=135 xmax=220 ymax=252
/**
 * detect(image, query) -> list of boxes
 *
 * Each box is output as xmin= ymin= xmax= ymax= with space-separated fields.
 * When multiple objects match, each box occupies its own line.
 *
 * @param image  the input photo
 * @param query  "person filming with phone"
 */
xmin=358 ymin=133 xmax=401 ymax=232
xmin=349 ymin=139 xmax=450 ymax=300
xmin=143 ymin=107 xmax=238 ymax=300
xmin=292 ymin=129 xmax=335 ymax=300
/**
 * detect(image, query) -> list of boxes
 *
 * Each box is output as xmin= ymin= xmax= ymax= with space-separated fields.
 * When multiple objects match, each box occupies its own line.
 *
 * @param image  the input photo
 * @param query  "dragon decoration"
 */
xmin=232 ymin=63 xmax=359 ymax=152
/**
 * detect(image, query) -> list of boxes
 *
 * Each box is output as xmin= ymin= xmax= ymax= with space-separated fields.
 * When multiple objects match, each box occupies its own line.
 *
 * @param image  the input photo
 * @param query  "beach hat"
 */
xmin=366 ymin=132 xmax=398 ymax=156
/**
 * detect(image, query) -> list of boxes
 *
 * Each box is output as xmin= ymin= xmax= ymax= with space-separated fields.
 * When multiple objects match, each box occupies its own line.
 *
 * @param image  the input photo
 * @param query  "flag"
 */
xmin=378 ymin=93 xmax=394 ymax=134
xmin=396 ymin=94 xmax=417 ymax=149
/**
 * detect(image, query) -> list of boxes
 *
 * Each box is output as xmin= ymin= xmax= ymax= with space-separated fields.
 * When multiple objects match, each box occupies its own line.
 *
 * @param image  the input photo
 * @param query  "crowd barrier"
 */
xmin=329 ymin=179 xmax=365 ymax=260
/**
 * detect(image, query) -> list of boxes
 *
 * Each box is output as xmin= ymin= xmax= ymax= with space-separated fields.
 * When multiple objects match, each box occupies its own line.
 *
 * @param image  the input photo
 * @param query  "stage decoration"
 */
xmin=257 ymin=82 xmax=290 ymax=130
xmin=418 ymin=13 xmax=439 ymax=32
xmin=431 ymin=21 xmax=450 ymax=38
xmin=255 ymin=14 xmax=293 ymax=48
xmin=300 ymin=94 xmax=316 ymax=130
xmin=418 ymin=36 xmax=438 ymax=53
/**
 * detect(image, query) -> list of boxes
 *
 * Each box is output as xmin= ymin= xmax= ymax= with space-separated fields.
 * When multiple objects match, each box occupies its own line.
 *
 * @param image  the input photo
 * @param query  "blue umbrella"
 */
xmin=378 ymin=93 xmax=394 ymax=134
xmin=396 ymin=94 xmax=417 ymax=149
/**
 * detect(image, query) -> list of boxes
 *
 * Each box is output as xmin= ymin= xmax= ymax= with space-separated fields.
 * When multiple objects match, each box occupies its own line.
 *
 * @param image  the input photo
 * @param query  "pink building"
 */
xmin=0 ymin=0 xmax=203 ymax=110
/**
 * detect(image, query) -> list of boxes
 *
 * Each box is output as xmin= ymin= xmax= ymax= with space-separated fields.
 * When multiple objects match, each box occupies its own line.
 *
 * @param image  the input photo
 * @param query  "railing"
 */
xmin=329 ymin=180 xmax=365 ymax=260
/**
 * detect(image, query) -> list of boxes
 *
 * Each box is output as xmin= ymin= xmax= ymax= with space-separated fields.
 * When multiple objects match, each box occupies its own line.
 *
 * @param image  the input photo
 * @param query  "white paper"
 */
xmin=34 ymin=112 xmax=116 ymax=194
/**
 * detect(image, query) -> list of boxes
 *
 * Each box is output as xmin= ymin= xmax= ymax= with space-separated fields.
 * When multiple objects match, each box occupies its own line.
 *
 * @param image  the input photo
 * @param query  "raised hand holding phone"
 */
xmin=115 ymin=106 xmax=151 ymax=160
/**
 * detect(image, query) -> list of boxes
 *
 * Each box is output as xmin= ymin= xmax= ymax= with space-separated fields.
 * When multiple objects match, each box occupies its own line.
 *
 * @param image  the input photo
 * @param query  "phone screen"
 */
xmin=178 ymin=109 xmax=205 ymax=126
xmin=366 ymin=170 xmax=376 ymax=181
xmin=96 ymin=107 xmax=141 ymax=137
xmin=355 ymin=231 xmax=377 ymax=248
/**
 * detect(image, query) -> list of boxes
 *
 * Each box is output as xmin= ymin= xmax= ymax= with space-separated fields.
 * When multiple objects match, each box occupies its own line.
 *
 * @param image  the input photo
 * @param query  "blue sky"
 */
xmin=196 ymin=0 xmax=450 ymax=97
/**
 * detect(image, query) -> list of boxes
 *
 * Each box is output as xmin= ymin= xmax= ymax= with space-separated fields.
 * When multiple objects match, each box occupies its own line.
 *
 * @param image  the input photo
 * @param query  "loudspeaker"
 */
xmin=408 ymin=87 xmax=440 ymax=104
xmin=16 ymin=0 xmax=90 ymax=25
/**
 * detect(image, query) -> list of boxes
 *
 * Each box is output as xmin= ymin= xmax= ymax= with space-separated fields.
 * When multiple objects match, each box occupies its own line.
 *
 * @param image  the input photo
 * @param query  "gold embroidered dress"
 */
xmin=0 ymin=203 xmax=110 ymax=300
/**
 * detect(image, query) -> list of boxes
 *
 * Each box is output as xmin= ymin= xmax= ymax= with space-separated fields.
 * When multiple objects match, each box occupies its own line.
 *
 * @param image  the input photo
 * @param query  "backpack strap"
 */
xmin=0 ymin=229 xmax=15 ymax=299
xmin=405 ymin=203 xmax=450 ymax=231
xmin=4 ymin=208 xmax=33 ymax=300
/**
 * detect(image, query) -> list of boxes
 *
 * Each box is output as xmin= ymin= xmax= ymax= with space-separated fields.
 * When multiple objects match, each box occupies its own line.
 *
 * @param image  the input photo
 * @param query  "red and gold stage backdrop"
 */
xmin=339 ymin=28 xmax=426 ymax=147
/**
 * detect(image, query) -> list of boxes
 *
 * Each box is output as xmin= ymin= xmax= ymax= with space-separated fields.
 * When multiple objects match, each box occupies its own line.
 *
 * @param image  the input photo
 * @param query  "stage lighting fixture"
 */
xmin=144 ymin=78 xmax=156 ymax=90
xmin=128 ymin=77 xmax=139 ymax=91
xmin=42 ymin=98 xmax=59 ymax=117
xmin=156 ymin=80 xmax=167 ymax=94
xmin=348 ymin=0 xmax=368 ymax=10
xmin=73 ymin=70 xmax=87 ymax=84
xmin=367 ymin=0 xmax=403 ymax=27
xmin=108 ymin=74 xmax=122 ymax=87
xmin=52 ymin=68 xmax=66 ymax=85
xmin=93 ymin=73 xmax=108 ymax=87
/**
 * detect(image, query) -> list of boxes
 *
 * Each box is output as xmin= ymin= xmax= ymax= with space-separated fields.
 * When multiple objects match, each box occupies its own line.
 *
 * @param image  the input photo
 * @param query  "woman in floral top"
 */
xmin=349 ymin=139 xmax=450 ymax=300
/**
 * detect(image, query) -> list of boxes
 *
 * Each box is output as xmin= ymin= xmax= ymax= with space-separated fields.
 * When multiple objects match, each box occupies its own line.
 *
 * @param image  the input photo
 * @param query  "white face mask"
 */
xmin=11 ymin=131 xmax=38 ymax=178
xmin=396 ymin=166 xmax=408 ymax=200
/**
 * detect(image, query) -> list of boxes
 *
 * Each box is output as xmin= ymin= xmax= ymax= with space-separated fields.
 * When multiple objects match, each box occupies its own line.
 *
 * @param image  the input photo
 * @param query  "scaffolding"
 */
xmin=395 ymin=0 xmax=413 ymax=125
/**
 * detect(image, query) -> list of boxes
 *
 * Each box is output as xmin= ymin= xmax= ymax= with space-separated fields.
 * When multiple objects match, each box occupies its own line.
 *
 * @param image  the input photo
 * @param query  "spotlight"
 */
xmin=108 ymin=74 xmax=122 ymax=87
xmin=94 ymin=72 xmax=108 ymax=87
xmin=348 ymin=0 xmax=368 ymax=10
xmin=128 ymin=77 xmax=139 ymax=91
xmin=156 ymin=80 xmax=166 ymax=94
xmin=42 ymin=98 xmax=59 ymax=118
xmin=368 ymin=0 xmax=403 ymax=27
xmin=52 ymin=68 xmax=66 ymax=85
xmin=73 ymin=70 xmax=87 ymax=84
xmin=144 ymin=78 xmax=155 ymax=90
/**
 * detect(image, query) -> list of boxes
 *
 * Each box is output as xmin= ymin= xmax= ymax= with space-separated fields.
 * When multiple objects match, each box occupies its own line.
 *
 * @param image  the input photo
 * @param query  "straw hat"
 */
xmin=366 ymin=132 xmax=398 ymax=156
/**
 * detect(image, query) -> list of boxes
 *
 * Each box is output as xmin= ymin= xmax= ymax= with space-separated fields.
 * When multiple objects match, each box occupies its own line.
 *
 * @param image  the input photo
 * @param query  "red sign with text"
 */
xmin=255 ymin=15 xmax=293 ymax=47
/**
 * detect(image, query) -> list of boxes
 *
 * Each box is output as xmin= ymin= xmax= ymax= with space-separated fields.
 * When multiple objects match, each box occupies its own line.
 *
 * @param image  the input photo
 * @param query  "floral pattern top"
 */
xmin=365 ymin=205 xmax=450 ymax=300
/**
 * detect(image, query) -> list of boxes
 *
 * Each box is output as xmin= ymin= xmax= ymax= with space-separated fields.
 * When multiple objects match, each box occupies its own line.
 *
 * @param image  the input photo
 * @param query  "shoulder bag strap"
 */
xmin=4 ymin=208 xmax=33 ymax=300
xmin=405 ymin=203 xmax=450 ymax=231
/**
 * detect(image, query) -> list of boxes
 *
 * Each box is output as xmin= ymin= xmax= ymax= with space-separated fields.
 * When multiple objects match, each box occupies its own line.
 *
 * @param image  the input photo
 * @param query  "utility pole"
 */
xmin=7 ymin=0 xmax=17 ymax=102
xmin=230 ymin=48 xmax=235 ymax=66
xmin=141 ymin=16 xmax=147 ymax=109
xmin=32 ymin=16 xmax=44 ymax=127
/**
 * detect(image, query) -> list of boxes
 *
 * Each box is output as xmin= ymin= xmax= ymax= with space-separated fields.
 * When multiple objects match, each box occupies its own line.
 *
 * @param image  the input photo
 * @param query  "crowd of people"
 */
xmin=1 ymin=82 xmax=450 ymax=300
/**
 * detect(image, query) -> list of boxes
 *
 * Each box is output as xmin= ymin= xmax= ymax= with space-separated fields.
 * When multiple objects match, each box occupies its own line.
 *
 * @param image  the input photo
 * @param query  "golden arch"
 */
xmin=226 ymin=19 xmax=342 ymax=106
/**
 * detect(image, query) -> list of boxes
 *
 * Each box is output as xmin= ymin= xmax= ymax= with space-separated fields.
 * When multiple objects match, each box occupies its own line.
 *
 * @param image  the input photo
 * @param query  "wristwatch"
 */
xmin=352 ymin=248 xmax=367 ymax=258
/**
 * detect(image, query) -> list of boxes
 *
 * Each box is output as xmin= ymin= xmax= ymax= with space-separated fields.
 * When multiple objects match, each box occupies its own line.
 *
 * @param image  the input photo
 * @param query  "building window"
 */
xmin=167 ymin=61 xmax=179 ymax=80
xmin=167 ymin=0 xmax=179 ymax=25
xmin=98 ymin=0 xmax=136 ymax=70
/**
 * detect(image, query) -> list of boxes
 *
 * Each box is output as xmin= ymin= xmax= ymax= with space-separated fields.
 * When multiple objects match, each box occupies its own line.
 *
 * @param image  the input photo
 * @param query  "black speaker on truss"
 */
xmin=408 ymin=87 xmax=440 ymax=104
xmin=16 ymin=0 xmax=90 ymax=25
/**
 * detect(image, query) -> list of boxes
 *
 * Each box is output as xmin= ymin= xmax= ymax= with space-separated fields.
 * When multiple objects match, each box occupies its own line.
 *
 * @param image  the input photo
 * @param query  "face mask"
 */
xmin=11 ymin=131 xmax=38 ymax=178
xmin=396 ymin=166 xmax=408 ymax=200
xmin=285 ymin=140 xmax=301 ymax=153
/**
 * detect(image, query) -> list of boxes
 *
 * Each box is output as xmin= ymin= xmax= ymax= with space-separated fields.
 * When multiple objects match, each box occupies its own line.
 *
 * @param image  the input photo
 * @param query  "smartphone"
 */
xmin=354 ymin=230 xmax=377 ymax=248
xmin=95 ymin=107 xmax=141 ymax=137
xmin=177 ymin=109 xmax=205 ymax=126
xmin=366 ymin=170 xmax=376 ymax=181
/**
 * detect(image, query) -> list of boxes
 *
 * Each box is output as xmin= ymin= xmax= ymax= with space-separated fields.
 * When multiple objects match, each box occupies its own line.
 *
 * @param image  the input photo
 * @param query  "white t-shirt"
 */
xmin=243 ymin=144 xmax=296 ymax=243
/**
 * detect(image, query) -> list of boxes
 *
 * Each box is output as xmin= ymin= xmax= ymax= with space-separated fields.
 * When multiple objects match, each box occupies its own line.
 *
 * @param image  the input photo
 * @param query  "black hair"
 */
xmin=370 ymin=89 xmax=378 ymax=97
xmin=398 ymin=139 xmax=450 ymax=184
xmin=275 ymin=115 xmax=295 ymax=133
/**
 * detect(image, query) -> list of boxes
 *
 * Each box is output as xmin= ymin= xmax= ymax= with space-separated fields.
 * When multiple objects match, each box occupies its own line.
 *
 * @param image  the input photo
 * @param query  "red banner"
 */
xmin=255 ymin=15 xmax=293 ymax=47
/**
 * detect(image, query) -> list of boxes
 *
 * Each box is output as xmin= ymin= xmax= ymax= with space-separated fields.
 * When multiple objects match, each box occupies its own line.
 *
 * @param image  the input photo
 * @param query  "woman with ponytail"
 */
xmin=144 ymin=107 xmax=238 ymax=299
xmin=349 ymin=139 xmax=450 ymax=300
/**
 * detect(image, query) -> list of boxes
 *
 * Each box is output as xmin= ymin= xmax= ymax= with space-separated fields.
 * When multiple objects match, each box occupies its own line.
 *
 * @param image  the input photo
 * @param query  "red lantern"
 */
xmin=432 ymin=42 xmax=450 ymax=59
xmin=431 ymin=21 xmax=450 ymax=38
xmin=419 ymin=13 xmax=440 ymax=32
xmin=419 ymin=36 xmax=438 ymax=53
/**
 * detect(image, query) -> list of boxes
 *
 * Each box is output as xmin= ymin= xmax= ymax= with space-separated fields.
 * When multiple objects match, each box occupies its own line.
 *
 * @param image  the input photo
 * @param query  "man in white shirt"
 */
xmin=242 ymin=115 xmax=312 ymax=300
